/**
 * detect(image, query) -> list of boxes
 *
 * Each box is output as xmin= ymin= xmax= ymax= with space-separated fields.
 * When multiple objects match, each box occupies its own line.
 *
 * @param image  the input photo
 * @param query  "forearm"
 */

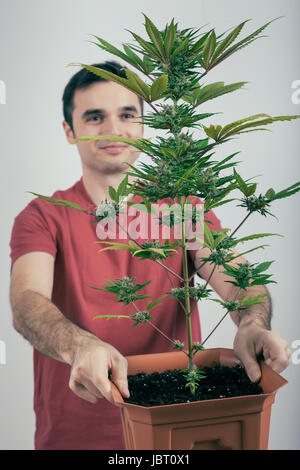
xmin=11 ymin=289 xmax=96 ymax=365
xmin=228 ymin=284 xmax=272 ymax=330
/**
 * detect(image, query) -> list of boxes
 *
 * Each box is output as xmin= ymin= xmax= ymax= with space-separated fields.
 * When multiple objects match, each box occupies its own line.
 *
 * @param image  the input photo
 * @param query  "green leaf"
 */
xmin=253 ymin=260 xmax=274 ymax=274
xmin=69 ymin=63 xmax=150 ymax=101
xmin=150 ymin=74 xmax=168 ymax=101
xmin=204 ymin=223 xmax=215 ymax=249
xmin=147 ymin=294 xmax=167 ymax=312
xmin=218 ymin=114 xmax=271 ymax=139
xmin=74 ymin=135 xmax=148 ymax=151
xmin=231 ymin=233 xmax=283 ymax=246
xmin=93 ymin=314 xmax=131 ymax=320
xmin=164 ymin=18 xmax=176 ymax=57
xmin=210 ymin=18 xmax=281 ymax=70
xmin=123 ymin=68 xmax=151 ymax=100
xmin=97 ymin=242 xmax=132 ymax=252
xmin=126 ymin=30 xmax=162 ymax=60
xmin=267 ymin=181 xmax=300 ymax=201
xmin=143 ymin=14 xmax=166 ymax=60
xmin=108 ymin=186 xmax=118 ymax=201
xmin=202 ymin=30 xmax=217 ymax=68
xmin=190 ymin=30 xmax=212 ymax=54
xmin=233 ymin=169 xmax=249 ymax=195
xmin=209 ymin=20 xmax=250 ymax=66
xmin=27 ymin=192 xmax=87 ymax=212
xmin=92 ymin=36 xmax=137 ymax=68
xmin=170 ymin=36 xmax=189 ymax=60
xmin=184 ymin=81 xmax=247 ymax=107
xmin=116 ymin=175 xmax=129 ymax=198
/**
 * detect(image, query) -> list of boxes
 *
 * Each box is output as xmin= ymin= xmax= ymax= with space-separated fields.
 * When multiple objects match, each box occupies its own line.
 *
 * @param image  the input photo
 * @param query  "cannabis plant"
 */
xmin=32 ymin=15 xmax=300 ymax=394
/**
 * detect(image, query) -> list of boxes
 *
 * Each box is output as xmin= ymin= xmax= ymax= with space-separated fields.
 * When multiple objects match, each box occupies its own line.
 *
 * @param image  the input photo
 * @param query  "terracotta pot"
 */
xmin=111 ymin=348 xmax=287 ymax=450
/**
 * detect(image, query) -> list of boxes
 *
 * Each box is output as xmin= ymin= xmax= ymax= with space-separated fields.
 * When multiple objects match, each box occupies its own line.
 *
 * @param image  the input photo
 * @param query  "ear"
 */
xmin=62 ymin=120 xmax=76 ymax=144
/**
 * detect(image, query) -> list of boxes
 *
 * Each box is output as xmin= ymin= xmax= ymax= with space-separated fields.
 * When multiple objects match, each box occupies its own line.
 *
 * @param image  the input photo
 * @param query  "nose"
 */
xmin=100 ymin=116 xmax=123 ymax=136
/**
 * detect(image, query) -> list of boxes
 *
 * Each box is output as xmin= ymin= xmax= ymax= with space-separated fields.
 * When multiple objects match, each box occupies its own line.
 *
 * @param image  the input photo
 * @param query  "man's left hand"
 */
xmin=233 ymin=320 xmax=291 ymax=382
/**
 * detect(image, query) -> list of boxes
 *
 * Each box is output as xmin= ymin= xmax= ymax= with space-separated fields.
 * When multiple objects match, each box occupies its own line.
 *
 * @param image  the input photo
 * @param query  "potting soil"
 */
xmin=124 ymin=365 xmax=263 ymax=407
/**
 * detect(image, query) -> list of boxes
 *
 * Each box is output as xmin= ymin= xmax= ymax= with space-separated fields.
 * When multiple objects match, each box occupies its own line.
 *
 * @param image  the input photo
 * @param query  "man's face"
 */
xmin=63 ymin=81 xmax=144 ymax=175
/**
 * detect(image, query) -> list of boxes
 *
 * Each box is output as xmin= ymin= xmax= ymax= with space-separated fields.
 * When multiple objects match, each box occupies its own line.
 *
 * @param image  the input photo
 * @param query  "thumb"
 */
xmin=237 ymin=347 xmax=262 ymax=383
xmin=111 ymin=362 xmax=130 ymax=398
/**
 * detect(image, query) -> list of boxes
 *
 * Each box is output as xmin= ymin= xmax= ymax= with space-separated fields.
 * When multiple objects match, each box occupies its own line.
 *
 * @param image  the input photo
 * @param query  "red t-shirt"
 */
xmin=9 ymin=178 xmax=222 ymax=450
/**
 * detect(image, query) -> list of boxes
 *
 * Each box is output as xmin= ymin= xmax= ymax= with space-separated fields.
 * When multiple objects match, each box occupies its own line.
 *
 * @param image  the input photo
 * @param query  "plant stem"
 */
xmin=201 ymin=287 xmax=242 ymax=346
xmin=131 ymin=301 xmax=188 ymax=355
xmin=116 ymin=219 xmax=184 ymax=282
xmin=180 ymin=198 xmax=194 ymax=370
xmin=230 ymin=212 xmax=251 ymax=237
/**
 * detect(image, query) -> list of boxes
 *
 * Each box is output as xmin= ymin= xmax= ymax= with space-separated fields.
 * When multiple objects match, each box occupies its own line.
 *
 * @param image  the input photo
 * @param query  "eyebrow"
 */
xmin=81 ymin=106 xmax=139 ymax=120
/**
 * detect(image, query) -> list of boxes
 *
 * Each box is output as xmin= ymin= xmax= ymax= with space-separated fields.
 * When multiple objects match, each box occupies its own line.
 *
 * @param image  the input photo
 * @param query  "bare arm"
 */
xmin=10 ymin=252 xmax=129 ymax=403
xmin=195 ymin=247 xmax=290 ymax=380
xmin=195 ymin=247 xmax=271 ymax=328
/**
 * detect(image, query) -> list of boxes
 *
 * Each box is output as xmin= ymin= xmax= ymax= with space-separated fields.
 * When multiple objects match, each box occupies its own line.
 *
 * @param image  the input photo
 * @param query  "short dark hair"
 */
xmin=62 ymin=60 xmax=144 ymax=131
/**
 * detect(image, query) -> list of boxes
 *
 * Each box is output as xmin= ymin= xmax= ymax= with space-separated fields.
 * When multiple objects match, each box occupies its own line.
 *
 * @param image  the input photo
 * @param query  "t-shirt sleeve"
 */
xmin=10 ymin=200 xmax=58 ymax=269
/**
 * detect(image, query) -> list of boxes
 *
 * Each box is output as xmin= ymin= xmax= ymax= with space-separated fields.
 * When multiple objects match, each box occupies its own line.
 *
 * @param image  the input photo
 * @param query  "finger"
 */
xmin=69 ymin=377 xmax=99 ymax=404
xmin=110 ymin=356 xmax=130 ymax=398
xmin=90 ymin=352 xmax=114 ymax=403
xmin=236 ymin=345 xmax=261 ymax=383
xmin=264 ymin=345 xmax=290 ymax=373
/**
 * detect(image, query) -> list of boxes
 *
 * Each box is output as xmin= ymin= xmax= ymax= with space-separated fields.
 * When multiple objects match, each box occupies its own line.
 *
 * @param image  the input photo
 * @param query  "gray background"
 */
xmin=0 ymin=0 xmax=299 ymax=450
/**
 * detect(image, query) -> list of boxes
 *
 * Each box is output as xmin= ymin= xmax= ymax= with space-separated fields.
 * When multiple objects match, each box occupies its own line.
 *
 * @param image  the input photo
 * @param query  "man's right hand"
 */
xmin=69 ymin=337 xmax=130 ymax=404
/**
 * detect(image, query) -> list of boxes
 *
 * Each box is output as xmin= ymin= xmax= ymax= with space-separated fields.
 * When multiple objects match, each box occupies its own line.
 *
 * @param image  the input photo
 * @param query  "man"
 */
xmin=9 ymin=61 xmax=290 ymax=450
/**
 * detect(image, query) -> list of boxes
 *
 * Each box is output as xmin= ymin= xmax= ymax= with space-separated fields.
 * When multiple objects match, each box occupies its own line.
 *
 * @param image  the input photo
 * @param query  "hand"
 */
xmin=69 ymin=336 xmax=130 ymax=404
xmin=233 ymin=320 xmax=291 ymax=382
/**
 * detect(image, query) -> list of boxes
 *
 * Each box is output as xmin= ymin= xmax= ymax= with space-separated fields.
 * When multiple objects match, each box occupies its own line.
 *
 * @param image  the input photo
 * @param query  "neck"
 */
xmin=81 ymin=167 xmax=135 ymax=206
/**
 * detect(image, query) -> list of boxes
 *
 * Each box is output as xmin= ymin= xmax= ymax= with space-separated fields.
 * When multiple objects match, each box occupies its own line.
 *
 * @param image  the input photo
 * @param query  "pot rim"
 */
xmin=111 ymin=347 xmax=288 ymax=409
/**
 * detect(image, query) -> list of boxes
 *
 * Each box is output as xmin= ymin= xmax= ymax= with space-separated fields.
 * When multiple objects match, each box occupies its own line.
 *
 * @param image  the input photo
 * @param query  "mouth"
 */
xmin=96 ymin=142 xmax=127 ymax=154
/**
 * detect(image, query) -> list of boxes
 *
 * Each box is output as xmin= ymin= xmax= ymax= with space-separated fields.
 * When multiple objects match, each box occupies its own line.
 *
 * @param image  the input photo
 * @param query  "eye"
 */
xmin=121 ymin=113 xmax=135 ymax=119
xmin=86 ymin=115 xmax=103 ymax=123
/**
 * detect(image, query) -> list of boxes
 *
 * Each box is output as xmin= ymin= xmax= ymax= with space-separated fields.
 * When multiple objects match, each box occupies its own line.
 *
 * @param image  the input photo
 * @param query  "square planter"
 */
xmin=111 ymin=348 xmax=287 ymax=450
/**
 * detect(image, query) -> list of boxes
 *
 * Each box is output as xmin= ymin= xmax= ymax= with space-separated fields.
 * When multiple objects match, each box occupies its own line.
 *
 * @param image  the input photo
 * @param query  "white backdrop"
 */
xmin=0 ymin=0 xmax=299 ymax=450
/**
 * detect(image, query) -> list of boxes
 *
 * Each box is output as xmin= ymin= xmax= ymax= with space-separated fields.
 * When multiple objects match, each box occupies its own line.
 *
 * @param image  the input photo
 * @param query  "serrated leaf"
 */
xmin=143 ymin=14 xmax=166 ymax=60
xmin=241 ymin=293 xmax=269 ymax=306
xmin=202 ymin=30 xmax=217 ymax=68
xmin=204 ymin=223 xmax=215 ymax=249
xmin=184 ymin=81 xmax=247 ymax=107
xmin=164 ymin=18 xmax=176 ymax=57
xmin=127 ymin=30 xmax=162 ymax=60
xmin=108 ymin=186 xmax=118 ymax=201
xmin=147 ymin=294 xmax=167 ymax=312
xmin=170 ymin=36 xmax=189 ymax=60
xmin=253 ymin=260 xmax=274 ymax=273
xmin=269 ymin=181 xmax=300 ymax=201
xmin=69 ymin=63 xmax=150 ymax=101
xmin=97 ymin=242 xmax=131 ymax=252
xmin=233 ymin=169 xmax=249 ymax=195
xmin=218 ymin=114 xmax=271 ymax=139
xmin=124 ymin=68 xmax=151 ymax=100
xmin=93 ymin=314 xmax=131 ymax=320
xmin=209 ymin=20 xmax=250 ymax=66
xmin=150 ymin=74 xmax=168 ymax=101
xmin=27 ymin=192 xmax=87 ymax=212
xmin=231 ymin=233 xmax=283 ymax=246
xmin=209 ymin=18 xmax=281 ymax=70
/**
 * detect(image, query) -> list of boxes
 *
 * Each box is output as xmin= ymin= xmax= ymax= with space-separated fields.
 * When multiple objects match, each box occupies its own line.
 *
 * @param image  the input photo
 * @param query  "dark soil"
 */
xmin=124 ymin=365 xmax=263 ymax=407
